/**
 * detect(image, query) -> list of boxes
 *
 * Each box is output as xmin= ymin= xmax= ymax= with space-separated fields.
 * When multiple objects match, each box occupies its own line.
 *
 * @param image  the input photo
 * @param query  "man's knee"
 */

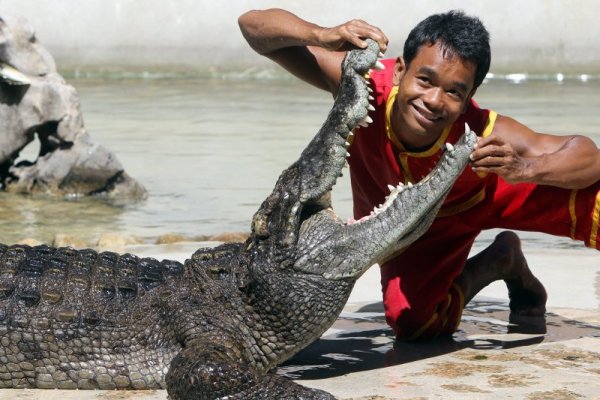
xmin=385 ymin=283 xmax=465 ymax=341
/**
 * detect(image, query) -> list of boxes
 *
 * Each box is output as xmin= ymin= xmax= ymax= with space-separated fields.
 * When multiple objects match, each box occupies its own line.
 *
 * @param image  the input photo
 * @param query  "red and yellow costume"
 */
xmin=348 ymin=58 xmax=600 ymax=340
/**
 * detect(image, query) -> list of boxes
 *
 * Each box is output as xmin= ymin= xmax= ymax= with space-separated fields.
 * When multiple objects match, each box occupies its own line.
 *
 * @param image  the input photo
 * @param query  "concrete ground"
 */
xmin=0 ymin=242 xmax=598 ymax=399
xmin=286 ymin=244 xmax=600 ymax=399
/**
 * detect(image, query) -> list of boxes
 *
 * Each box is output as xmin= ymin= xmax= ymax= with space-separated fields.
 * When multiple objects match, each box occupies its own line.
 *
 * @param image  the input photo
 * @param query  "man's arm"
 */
xmin=470 ymin=114 xmax=600 ymax=189
xmin=238 ymin=8 xmax=388 ymax=96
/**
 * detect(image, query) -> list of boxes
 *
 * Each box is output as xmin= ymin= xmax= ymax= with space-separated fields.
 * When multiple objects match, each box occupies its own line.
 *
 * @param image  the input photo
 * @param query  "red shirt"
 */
xmin=348 ymin=58 xmax=497 ymax=220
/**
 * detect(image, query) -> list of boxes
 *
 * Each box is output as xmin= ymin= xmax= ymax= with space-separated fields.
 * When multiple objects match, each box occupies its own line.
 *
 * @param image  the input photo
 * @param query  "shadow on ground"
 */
xmin=279 ymin=298 xmax=600 ymax=380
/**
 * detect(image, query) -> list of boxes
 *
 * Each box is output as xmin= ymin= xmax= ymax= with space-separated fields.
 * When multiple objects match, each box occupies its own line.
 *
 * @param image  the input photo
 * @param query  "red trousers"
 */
xmin=381 ymin=178 xmax=600 ymax=340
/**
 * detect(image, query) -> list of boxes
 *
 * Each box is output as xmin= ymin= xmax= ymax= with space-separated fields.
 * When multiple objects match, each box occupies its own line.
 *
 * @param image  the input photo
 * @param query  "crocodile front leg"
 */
xmin=166 ymin=338 xmax=334 ymax=400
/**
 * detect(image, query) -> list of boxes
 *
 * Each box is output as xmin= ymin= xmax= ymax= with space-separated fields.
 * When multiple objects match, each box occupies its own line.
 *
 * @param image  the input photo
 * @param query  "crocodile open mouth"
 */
xmin=346 ymin=125 xmax=475 ymax=226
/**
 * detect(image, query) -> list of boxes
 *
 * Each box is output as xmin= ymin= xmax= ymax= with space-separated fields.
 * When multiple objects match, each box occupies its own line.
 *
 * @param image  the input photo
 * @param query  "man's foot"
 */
xmin=493 ymin=231 xmax=547 ymax=317
xmin=457 ymin=231 xmax=547 ymax=317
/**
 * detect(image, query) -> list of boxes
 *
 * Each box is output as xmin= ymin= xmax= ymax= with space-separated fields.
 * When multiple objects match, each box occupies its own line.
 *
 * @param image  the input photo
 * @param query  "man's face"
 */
xmin=392 ymin=42 xmax=477 ymax=150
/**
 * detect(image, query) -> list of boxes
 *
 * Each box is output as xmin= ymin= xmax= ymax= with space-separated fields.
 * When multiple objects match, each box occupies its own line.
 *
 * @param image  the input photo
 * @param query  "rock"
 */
xmin=155 ymin=234 xmax=189 ymax=244
xmin=0 ymin=14 xmax=146 ymax=201
xmin=208 ymin=232 xmax=250 ymax=243
xmin=96 ymin=233 xmax=143 ymax=253
xmin=15 ymin=238 xmax=43 ymax=246
xmin=52 ymin=234 xmax=88 ymax=249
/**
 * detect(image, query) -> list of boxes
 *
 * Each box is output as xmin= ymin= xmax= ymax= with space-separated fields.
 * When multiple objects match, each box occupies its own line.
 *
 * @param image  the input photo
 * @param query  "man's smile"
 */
xmin=411 ymin=102 xmax=443 ymax=127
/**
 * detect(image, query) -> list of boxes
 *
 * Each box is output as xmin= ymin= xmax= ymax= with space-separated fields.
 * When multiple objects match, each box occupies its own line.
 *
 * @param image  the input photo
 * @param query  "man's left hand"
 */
xmin=469 ymin=134 xmax=531 ymax=183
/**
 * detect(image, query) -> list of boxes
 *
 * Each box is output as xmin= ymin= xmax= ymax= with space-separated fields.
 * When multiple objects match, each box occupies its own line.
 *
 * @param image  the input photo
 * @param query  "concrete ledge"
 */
xmin=1 ymin=1 xmax=600 ymax=73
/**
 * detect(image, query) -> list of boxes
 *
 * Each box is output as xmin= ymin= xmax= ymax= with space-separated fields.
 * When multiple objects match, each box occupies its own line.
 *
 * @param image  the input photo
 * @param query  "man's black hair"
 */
xmin=403 ymin=10 xmax=491 ymax=88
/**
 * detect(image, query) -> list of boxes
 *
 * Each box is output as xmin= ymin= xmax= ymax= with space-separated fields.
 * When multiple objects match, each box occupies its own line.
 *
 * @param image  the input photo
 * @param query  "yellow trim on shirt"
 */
xmin=590 ymin=190 xmax=600 ymax=248
xmin=569 ymin=190 xmax=578 ymax=240
xmin=398 ymin=153 xmax=414 ymax=183
xmin=475 ymin=110 xmax=498 ymax=178
xmin=407 ymin=310 xmax=438 ymax=341
xmin=481 ymin=110 xmax=497 ymax=138
xmin=450 ymin=283 xmax=465 ymax=331
xmin=437 ymin=188 xmax=486 ymax=218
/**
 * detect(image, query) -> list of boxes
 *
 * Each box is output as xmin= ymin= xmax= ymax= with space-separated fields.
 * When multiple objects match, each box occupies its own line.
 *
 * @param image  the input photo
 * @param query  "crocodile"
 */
xmin=0 ymin=40 xmax=476 ymax=399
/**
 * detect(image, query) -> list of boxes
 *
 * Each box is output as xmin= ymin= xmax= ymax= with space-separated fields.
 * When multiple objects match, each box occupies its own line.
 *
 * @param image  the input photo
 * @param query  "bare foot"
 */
xmin=496 ymin=232 xmax=547 ymax=317
xmin=457 ymin=231 xmax=548 ymax=318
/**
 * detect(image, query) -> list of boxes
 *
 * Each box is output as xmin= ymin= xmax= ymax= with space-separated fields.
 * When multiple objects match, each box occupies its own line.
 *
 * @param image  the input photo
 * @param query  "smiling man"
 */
xmin=238 ymin=9 xmax=600 ymax=340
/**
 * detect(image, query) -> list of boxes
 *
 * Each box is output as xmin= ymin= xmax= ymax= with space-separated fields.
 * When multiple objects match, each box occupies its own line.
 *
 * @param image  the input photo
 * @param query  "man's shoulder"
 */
xmin=456 ymin=99 xmax=494 ymax=137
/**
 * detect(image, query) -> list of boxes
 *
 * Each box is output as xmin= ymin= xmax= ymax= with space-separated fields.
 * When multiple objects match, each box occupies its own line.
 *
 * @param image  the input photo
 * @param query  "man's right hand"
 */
xmin=239 ymin=9 xmax=389 ymax=95
xmin=316 ymin=19 xmax=388 ymax=53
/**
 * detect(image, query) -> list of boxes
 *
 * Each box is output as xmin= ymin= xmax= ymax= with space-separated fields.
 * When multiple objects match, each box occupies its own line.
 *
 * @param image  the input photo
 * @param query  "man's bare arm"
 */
xmin=238 ymin=8 xmax=388 ymax=95
xmin=470 ymin=114 xmax=600 ymax=189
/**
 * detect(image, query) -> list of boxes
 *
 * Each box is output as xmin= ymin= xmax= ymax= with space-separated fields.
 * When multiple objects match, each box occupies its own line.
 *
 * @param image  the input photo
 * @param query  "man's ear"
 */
xmin=392 ymin=56 xmax=405 ymax=86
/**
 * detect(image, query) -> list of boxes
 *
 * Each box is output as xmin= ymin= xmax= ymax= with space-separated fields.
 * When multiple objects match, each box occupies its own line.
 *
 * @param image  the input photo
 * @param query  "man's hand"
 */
xmin=469 ymin=134 xmax=531 ymax=183
xmin=239 ymin=9 xmax=390 ymax=95
xmin=316 ymin=19 xmax=388 ymax=53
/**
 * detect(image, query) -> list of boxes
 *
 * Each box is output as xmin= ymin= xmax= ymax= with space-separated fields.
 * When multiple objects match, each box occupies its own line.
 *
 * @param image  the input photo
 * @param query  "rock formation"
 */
xmin=0 ymin=14 xmax=145 ymax=200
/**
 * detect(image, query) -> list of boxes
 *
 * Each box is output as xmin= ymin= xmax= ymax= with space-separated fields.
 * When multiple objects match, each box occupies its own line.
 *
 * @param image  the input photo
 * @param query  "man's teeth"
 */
xmin=422 ymin=112 xmax=441 ymax=121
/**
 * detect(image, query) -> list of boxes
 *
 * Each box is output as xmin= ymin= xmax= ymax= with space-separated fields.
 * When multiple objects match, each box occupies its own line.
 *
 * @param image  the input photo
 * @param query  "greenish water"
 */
xmin=0 ymin=76 xmax=599 ymax=251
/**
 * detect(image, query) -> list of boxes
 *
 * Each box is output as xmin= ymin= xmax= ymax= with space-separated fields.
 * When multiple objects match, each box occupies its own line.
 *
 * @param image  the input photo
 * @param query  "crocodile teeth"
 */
xmin=367 ymin=86 xmax=373 ymax=93
xmin=370 ymin=181 xmax=409 ymax=216
xmin=344 ymin=141 xmax=351 ymax=147
xmin=358 ymin=116 xmax=373 ymax=127
xmin=464 ymin=122 xmax=474 ymax=136
xmin=407 ymin=182 xmax=413 ymax=188
xmin=445 ymin=142 xmax=455 ymax=152
xmin=378 ymin=52 xmax=385 ymax=58
xmin=374 ymin=61 xmax=385 ymax=71
xmin=368 ymin=95 xmax=374 ymax=101
xmin=367 ymin=104 xmax=375 ymax=111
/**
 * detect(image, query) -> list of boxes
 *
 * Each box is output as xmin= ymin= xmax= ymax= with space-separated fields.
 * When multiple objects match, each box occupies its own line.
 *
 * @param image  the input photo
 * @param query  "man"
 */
xmin=238 ymin=9 xmax=600 ymax=340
